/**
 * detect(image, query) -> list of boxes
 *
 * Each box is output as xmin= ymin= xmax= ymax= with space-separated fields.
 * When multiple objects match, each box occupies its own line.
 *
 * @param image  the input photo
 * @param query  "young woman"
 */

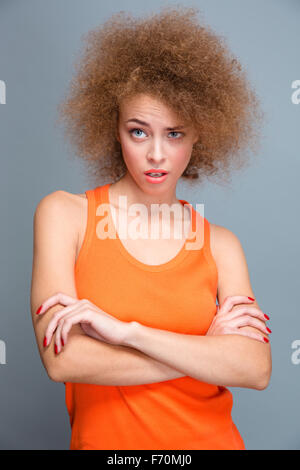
xmin=31 ymin=6 xmax=272 ymax=450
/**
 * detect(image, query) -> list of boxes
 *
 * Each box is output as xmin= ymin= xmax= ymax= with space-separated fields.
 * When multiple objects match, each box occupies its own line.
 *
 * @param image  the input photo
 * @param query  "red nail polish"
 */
xmin=36 ymin=305 xmax=42 ymax=315
xmin=266 ymin=327 xmax=272 ymax=333
xmin=43 ymin=336 xmax=47 ymax=347
xmin=248 ymin=297 xmax=255 ymax=301
xmin=55 ymin=344 xmax=58 ymax=354
xmin=61 ymin=338 xmax=64 ymax=347
xmin=263 ymin=337 xmax=269 ymax=343
xmin=264 ymin=314 xmax=270 ymax=320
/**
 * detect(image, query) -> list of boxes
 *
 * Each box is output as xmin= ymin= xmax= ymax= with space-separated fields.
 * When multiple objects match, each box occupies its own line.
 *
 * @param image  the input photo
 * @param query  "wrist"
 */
xmin=122 ymin=320 xmax=141 ymax=348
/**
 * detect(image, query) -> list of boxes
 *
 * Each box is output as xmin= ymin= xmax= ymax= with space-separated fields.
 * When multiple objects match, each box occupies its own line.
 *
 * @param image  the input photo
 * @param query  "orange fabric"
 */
xmin=65 ymin=183 xmax=246 ymax=450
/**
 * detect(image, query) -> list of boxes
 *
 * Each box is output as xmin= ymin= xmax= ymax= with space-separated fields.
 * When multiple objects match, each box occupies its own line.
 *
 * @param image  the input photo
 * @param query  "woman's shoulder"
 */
xmin=209 ymin=222 xmax=242 ymax=265
xmin=35 ymin=189 xmax=87 ymax=215
xmin=34 ymin=189 xmax=87 ymax=240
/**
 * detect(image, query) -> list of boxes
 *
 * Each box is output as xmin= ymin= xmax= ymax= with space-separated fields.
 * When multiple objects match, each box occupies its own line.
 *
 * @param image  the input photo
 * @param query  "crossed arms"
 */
xmin=30 ymin=191 xmax=271 ymax=390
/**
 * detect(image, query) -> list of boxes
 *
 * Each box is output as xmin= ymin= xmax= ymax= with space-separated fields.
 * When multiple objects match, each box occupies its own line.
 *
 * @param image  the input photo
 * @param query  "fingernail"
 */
xmin=36 ymin=305 xmax=43 ymax=315
xmin=43 ymin=336 xmax=47 ymax=347
xmin=266 ymin=327 xmax=272 ymax=333
xmin=248 ymin=297 xmax=255 ymax=301
xmin=55 ymin=344 xmax=58 ymax=354
xmin=263 ymin=337 xmax=269 ymax=343
xmin=61 ymin=338 xmax=64 ymax=347
xmin=264 ymin=314 xmax=270 ymax=320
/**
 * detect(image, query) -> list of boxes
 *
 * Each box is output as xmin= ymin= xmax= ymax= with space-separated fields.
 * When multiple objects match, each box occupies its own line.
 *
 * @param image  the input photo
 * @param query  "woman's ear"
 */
xmin=193 ymin=132 xmax=200 ymax=145
xmin=191 ymin=127 xmax=200 ymax=145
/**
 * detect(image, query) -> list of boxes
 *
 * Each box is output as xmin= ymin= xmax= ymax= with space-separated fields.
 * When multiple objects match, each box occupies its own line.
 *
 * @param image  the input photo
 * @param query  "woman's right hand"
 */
xmin=206 ymin=295 xmax=271 ymax=343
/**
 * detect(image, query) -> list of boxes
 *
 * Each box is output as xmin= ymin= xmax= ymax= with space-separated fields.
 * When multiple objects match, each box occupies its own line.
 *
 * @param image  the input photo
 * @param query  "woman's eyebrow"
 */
xmin=126 ymin=118 xmax=185 ymax=130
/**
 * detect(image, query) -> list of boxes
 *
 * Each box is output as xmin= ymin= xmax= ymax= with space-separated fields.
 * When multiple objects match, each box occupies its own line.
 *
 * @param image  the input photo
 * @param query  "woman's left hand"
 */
xmin=36 ymin=292 xmax=131 ymax=353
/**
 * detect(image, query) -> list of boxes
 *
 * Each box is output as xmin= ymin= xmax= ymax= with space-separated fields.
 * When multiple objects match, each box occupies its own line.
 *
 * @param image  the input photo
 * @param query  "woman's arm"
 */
xmin=121 ymin=225 xmax=272 ymax=390
xmin=31 ymin=191 xmax=184 ymax=385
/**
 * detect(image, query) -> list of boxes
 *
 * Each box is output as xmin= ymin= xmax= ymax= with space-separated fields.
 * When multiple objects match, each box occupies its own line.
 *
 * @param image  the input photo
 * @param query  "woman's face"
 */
xmin=116 ymin=93 xmax=199 ymax=194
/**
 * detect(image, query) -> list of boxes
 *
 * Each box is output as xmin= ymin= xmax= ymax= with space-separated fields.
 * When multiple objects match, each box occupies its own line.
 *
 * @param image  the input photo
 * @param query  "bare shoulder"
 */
xmin=208 ymin=221 xmax=253 ymax=299
xmin=35 ymin=188 xmax=86 ymax=210
xmin=209 ymin=222 xmax=242 ymax=264
xmin=35 ymin=189 xmax=86 ymax=215
xmin=34 ymin=189 xmax=87 ymax=251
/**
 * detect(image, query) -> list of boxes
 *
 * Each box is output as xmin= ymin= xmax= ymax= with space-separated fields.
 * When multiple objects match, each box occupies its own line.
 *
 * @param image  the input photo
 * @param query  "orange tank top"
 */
xmin=64 ymin=183 xmax=246 ymax=450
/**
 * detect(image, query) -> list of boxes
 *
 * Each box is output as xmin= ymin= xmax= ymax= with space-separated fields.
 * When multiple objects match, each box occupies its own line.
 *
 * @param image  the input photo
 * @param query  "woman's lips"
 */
xmin=144 ymin=173 xmax=168 ymax=184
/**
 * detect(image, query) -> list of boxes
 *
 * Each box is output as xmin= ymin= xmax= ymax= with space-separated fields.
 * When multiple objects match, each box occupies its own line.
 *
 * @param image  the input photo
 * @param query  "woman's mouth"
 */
xmin=144 ymin=171 xmax=168 ymax=184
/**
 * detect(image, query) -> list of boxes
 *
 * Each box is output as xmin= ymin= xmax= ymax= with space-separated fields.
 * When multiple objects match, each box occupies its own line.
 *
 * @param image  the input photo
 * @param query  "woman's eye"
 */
xmin=169 ymin=131 xmax=183 ymax=138
xmin=129 ymin=128 xmax=146 ymax=138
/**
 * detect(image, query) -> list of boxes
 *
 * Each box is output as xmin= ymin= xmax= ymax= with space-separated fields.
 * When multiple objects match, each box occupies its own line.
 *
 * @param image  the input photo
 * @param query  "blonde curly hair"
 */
xmin=56 ymin=5 xmax=263 ymax=187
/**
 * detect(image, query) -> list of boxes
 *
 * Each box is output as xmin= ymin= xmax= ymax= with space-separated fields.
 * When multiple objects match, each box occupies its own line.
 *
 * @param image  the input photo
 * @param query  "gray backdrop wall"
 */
xmin=0 ymin=0 xmax=299 ymax=450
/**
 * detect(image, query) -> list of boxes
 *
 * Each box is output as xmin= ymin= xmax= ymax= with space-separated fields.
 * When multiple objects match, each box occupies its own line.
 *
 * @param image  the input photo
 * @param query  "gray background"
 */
xmin=0 ymin=0 xmax=299 ymax=450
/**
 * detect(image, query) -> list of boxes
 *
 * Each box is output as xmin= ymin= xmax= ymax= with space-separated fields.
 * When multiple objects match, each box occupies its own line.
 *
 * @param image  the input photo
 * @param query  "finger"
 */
xmin=56 ymin=310 xmax=94 ymax=353
xmin=56 ymin=302 xmax=99 ymax=349
xmin=37 ymin=292 xmax=78 ymax=316
xmin=60 ymin=304 xmax=119 ymax=346
xmin=46 ymin=300 xmax=98 ymax=348
xmin=45 ymin=302 xmax=81 ymax=346
xmin=230 ymin=329 xmax=270 ymax=344
xmin=221 ymin=306 xmax=269 ymax=324
xmin=218 ymin=295 xmax=256 ymax=316
xmin=55 ymin=319 xmax=65 ymax=354
xmin=229 ymin=315 xmax=271 ymax=335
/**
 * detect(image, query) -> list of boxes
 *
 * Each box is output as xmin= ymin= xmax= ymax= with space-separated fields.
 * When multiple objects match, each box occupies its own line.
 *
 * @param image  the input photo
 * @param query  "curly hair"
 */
xmin=56 ymin=5 xmax=263 ymax=187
